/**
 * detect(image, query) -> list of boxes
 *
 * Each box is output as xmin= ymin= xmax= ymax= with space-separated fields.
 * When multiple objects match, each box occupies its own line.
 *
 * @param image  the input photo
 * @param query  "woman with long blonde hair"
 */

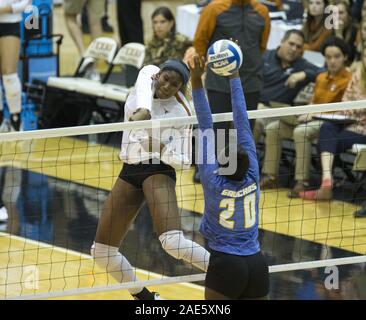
xmin=302 ymin=0 xmax=332 ymax=51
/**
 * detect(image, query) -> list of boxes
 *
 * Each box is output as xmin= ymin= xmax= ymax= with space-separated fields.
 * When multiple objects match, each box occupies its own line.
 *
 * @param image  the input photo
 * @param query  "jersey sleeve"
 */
xmin=160 ymin=93 xmax=193 ymax=170
xmin=229 ymin=77 xmax=258 ymax=175
xmin=135 ymin=65 xmax=160 ymax=112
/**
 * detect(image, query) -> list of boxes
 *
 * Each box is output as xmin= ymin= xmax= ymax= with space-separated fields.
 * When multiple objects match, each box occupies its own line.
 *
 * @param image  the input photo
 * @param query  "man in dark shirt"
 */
xmin=254 ymin=29 xmax=321 ymax=142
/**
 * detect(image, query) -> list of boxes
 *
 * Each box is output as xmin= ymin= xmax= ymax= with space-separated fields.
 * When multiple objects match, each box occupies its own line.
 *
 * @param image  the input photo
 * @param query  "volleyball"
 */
xmin=207 ymin=39 xmax=243 ymax=76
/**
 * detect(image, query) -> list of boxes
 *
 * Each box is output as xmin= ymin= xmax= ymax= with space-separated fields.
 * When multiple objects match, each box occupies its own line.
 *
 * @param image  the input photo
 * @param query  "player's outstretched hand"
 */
xmin=188 ymin=55 xmax=206 ymax=80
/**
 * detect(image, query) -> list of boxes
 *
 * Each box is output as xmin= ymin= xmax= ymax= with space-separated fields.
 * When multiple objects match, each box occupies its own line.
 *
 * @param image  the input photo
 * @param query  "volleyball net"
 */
xmin=1 ymin=99 xmax=366 ymax=300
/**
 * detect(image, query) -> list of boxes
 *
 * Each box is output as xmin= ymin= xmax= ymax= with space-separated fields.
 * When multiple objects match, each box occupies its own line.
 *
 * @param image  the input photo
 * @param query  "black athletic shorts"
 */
xmin=119 ymin=160 xmax=176 ymax=189
xmin=205 ymin=249 xmax=269 ymax=299
xmin=0 ymin=23 xmax=20 ymax=38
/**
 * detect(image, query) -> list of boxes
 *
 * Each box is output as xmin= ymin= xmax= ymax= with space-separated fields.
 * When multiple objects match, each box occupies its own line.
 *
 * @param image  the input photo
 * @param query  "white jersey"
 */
xmin=120 ymin=65 xmax=193 ymax=170
xmin=0 ymin=0 xmax=31 ymax=23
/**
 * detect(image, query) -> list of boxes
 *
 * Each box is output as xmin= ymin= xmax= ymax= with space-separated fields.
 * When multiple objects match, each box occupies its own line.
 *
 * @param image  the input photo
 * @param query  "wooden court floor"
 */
xmin=1 ymin=2 xmax=366 ymax=300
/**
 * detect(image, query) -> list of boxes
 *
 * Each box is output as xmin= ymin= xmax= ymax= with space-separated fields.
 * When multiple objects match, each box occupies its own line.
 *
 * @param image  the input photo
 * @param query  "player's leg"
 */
xmin=290 ymin=120 xmax=323 ymax=197
xmin=0 ymin=67 xmax=3 ymax=128
xmin=63 ymin=0 xmax=85 ymax=56
xmin=94 ymin=177 xmax=144 ymax=247
xmin=261 ymin=120 xmax=294 ymax=188
xmin=205 ymin=250 xmax=249 ymax=300
xmin=86 ymin=0 xmax=103 ymax=41
xmin=240 ymin=251 xmax=269 ymax=300
xmin=0 ymin=35 xmax=22 ymax=131
xmin=142 ymin=173 xmax=210 ymax=272
xmin=92 ymin=177 xmax=152 ymax=297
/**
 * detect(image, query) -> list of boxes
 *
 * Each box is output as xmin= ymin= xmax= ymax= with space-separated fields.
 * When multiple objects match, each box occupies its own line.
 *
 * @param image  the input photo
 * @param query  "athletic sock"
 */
xmin=2 ymin=74 xmax=21 ymax=114
xmin=10 ymin=112 xmax=21 ymax=131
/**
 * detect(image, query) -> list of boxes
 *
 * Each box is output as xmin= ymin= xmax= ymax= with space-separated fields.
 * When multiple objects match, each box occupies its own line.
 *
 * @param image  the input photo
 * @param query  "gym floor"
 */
xmin=0 ymin=2 xmax=365 ymax=300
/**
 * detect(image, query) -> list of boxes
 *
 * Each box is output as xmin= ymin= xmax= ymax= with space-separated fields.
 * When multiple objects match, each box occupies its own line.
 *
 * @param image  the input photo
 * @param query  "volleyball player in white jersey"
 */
xmin=0 ymin=0 xmax=30 ymax=132
xmin=91 ymin=60 xmax=210 ymax=300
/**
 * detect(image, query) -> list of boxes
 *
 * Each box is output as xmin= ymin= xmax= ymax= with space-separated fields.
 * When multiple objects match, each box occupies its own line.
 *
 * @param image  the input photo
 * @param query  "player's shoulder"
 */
xmin=251 ymin=0 xmax=270 ymax=17
xmin=140 ymin=64 xmax=160 ymax=75
xmin=201 ymin=0 xmax=232 ymax=16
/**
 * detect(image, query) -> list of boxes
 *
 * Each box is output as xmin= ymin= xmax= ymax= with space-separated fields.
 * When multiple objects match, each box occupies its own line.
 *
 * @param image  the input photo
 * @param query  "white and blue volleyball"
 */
xmin=207 ymin=39 xmax=243 ymax=76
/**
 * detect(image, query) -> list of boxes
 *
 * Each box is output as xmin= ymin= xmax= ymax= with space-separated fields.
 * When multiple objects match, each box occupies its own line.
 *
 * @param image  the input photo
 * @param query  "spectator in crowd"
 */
xmin=101 ymin=0 xmax=113 ymax=33
xmin=254 ymin=29 xmax=321 ymax=142
xmin=193 ymin=0 xmax=271 ymax=134
xmin=116 ymin=0 xmax=143 ymax=87
xmin=63 ymin=0 xmax=103 ymax=57
xmin=81 ymin=0 xmax=114 ymax=34
xmin=354 ymin=19 xmax=366 ymax=62
xmin=144 ymin=6 xmax=192 ymax=67
xmin=117 ymin=0 xmax=143 ymax=45
xmin=300 ymin=45 xmax=366 ymax=200
xmin=332 ymin=0 xmax=358 ymax=62
xmin=302 ymin=0 xmax=332 ymax=52
xmin=351 ymin=0 xmax=364 ymax=22
xmin=260 ymin=37 xmax=352 ymax=196
xmin=192 ymin=0 xmax=270 ymax=183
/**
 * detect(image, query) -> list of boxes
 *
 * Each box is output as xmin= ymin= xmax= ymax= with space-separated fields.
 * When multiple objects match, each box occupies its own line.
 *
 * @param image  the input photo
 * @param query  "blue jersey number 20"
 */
xmin=218 ymin=193 xmax=256 ymax=229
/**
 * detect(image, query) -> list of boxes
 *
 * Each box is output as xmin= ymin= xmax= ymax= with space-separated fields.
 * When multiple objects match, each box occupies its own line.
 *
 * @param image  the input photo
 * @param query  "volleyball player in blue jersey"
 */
xmin=189 ymin=54 xmax=269 ymax=300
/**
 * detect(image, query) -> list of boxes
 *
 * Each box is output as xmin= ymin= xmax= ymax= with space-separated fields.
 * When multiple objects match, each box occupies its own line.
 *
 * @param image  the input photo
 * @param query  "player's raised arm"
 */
xmin=189 ymin=55 xmax=218 ymax=174
xmin=189 ymin=55 xmax=213 ymax=130
xmin=229 ymin=71 xmax=257 ymax=159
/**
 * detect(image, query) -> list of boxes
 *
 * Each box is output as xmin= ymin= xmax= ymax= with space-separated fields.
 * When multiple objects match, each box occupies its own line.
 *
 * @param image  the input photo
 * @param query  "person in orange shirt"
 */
xmin=302 ymin=0 xmax=333 ymax=52
xmin=193 ymin=0 xmax=270 ymax=132
xmin=193 ymin=0 xmax=270 ymax=183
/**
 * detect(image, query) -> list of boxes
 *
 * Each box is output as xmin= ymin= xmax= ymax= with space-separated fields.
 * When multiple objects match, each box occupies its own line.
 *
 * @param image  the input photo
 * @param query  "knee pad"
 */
xmin=2 ymin=74 xmax=21 ymax=114
xmin=91 ymin=242 xmax=122 ymax=272
xmin=159 ymin=230 xmax=210 ymax=271
xmin=91 ymin=242 xmax=141 ymax=294
xmin=159 ymin=230 xmax=193 ymax=260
